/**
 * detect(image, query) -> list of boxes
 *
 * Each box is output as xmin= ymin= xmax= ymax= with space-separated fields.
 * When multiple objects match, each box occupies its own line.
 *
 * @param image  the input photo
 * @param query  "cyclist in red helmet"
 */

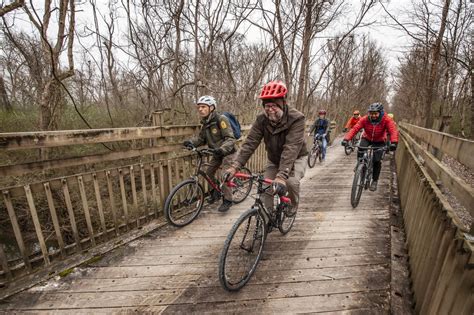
xmin=224 ymin=80 xmax=307 ymax=216
xmin=308 ymin=109 xmax=330 ymax=160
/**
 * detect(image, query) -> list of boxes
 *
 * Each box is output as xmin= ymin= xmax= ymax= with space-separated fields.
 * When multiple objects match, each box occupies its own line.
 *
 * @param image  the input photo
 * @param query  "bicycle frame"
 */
xmin=189 ymin=147 xmax=225 ymax=193
xmin=233 ymin=173 xmax=290 ymax=227
xmin=313 ymin=134 xmax=323 ymax=148
xmin=355 ymin=145 xmax=388 ymax=184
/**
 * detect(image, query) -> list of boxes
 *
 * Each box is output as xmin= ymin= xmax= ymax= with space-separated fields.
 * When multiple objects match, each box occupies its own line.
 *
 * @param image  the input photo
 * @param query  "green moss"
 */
xmin=80 ymin=255 xmax=102 ymax=266
xmin=58 ymin=268 xmax=74 ymax=278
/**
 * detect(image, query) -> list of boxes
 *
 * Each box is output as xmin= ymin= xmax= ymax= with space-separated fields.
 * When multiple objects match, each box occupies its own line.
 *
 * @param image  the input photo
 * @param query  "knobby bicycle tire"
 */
xmin=351 ymin=164 xmax=365 ymax=208
xmin=219 ymin=207 xmax=266 ymax=291
xmin=307 ymin=146 xmax=319 ymax=168
xmin=344 ymin=144 xmax=353 ymax=155
xmin=163 ymin=179 xmax=204 ymax=227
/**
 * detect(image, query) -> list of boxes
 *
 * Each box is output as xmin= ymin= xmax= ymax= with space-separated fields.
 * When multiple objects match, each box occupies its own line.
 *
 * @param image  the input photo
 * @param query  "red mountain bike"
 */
xmin=163 ymin=147 xmax=253 ymax=227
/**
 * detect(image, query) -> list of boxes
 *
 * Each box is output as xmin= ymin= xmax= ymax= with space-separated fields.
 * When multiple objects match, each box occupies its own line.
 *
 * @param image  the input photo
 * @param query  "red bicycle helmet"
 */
xmin=259 ymin=80 xmax=288 ymax=99
xmin=319 ymin=110 xmax=327 ymax=115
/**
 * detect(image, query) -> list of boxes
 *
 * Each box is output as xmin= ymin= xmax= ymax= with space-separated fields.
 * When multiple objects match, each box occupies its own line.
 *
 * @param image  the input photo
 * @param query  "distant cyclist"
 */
xmin=341 ymin=103 xmax=399 ymax=191
xmin=308 ymin=110 xmax=329 ymax=161
xmin=386 ymin=113 xmax=396 ymax=146
xmin=343 ymin=110 xmax=361 ymax=132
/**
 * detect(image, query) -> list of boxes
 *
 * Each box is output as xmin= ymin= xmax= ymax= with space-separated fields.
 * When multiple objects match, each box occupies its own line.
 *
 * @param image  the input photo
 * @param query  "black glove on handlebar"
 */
xmin=389 ymin=143 xmax=398 ymax=151
xmin=341 ymin=140 xmax=348 ymax=147
xmin=343 ymin=128 xmax=348 ymax=132
xmin=272 ymin=181 xmax=287 ymax=196
xmin=183 ymin=140 xmax=193 ymax=148
xmin=213 ymin=148 xmax=225 ymax=158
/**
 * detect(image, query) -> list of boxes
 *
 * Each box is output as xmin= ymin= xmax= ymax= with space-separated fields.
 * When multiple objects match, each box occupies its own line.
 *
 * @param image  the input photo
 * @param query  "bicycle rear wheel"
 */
xmin=163 ymin=179 xmax=204 ymax=227
xmin=231 ymin=167 xmax=253 ymax=204
xmin=351 ymin=164 xmax=365 ymax=208
xmin=219 ymin=207 xmax=266 ymax=291
xmin=307 ymin=146 xmax=318 ymax=168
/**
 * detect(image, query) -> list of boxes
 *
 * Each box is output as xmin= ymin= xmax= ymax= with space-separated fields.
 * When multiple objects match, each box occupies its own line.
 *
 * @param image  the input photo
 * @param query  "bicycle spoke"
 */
xmin=164 ymin=180 xmax=204 ymax=227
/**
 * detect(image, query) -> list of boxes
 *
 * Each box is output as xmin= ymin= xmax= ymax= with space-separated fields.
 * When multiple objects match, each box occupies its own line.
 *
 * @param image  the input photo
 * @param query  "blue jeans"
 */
xmin=321 ymin=137 xmax=327 ymax=159
xmin=314 ymin=134 xmax=327 ymax=159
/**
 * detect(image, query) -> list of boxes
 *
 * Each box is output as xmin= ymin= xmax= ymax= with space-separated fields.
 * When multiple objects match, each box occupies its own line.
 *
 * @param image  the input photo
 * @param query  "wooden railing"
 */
xmin=0 ymin=123 xmax=267 ymax=297
xmin=396 ymin=123 xmax=473 ymax=314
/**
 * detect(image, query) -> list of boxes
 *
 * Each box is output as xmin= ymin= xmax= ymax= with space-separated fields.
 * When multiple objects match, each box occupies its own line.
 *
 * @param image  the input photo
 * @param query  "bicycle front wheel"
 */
xmin=351 ymin=164 xmax=365 ymax=208
xmin=344 ymin=144 xmax=353 ymax=155
xmin=307 ymin=146 xmax=318 ymax=168
xmin=163 ymin=179 xmax=204 ymax=227
xmin=231 ymin=167 xmax=253 ymax=204
xmin=219 ymin=207 xmax=266 ymax=291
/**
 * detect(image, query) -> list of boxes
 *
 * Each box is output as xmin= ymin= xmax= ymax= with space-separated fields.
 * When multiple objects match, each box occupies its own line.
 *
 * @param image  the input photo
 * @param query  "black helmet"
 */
xmin=368 ymin=102 xmax=384 ymax=113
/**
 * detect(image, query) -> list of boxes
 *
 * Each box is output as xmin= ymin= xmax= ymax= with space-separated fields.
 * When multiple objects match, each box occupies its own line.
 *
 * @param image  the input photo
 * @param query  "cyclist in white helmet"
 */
xmin=183 ymin=96 xmax=237 ymax=212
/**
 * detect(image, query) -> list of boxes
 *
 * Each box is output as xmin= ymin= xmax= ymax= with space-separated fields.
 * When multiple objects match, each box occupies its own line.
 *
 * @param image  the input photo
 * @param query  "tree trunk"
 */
xmin=0 ymin=75 xmax=12 ymax=111
xmin=275 ymin=0 xmax=291 ymax=93
xmin=194 ymin=0 xmax=200 ymax=99
xmin=424 ymin=0 xmax=451 ymax=128
xmin=295 ymin=0 xmax=313 ymax=111
xmin=470 ymin=55 xmax=474 ymax=139
xmin=39 ymin=80 xmax=62 ymax=131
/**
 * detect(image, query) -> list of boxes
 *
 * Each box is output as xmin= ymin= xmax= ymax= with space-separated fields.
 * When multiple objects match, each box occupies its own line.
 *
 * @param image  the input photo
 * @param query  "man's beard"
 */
xmin=265 ymin=109 xmax=284 ymax=123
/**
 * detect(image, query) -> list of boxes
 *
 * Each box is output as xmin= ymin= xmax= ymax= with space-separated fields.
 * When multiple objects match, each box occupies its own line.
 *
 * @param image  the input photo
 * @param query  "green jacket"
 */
xmin=190 ymin=111 xmax=236 ymax=155
xmin=232 ymin=106 xmax=308 ymax=180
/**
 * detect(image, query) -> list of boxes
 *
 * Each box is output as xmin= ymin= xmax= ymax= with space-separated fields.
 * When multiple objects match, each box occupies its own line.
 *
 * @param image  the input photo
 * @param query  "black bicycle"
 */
xmin=163 ymin=147 xmax=253 ymax=227
xmin=350 ymin=145 xmax=387 ymax=208
xmin=218 ymin=172 xmax=296 ymax=291
xmin=344 ymin=131 xmax=362 ymax=155
xmin=307 ymin=134 xmax=324 ymax=168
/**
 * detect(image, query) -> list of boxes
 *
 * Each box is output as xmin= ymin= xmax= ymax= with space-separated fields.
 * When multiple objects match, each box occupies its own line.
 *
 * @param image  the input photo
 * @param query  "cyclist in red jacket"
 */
xmin=341 ymin=103 xmax=398 ymax=191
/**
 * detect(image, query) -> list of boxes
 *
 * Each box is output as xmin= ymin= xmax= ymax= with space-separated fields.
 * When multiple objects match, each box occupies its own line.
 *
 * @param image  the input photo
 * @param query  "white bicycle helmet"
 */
xmin=196 ymin=95 xmax=217 ymax=108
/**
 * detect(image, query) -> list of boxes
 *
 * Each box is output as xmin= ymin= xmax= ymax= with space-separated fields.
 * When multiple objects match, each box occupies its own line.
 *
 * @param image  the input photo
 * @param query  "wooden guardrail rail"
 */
xmin=0 ymin=123 xmax=267 ymax=297
xmin=396 ymin=125 xmax=473 ymax=314
xmin=399 ymin=123 xmax=474 ymax=229
xmin=400 ymin=123 xmax=474 ymax=169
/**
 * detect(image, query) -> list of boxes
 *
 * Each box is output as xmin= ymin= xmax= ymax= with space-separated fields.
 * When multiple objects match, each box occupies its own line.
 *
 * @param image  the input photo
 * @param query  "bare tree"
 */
xmin=0 ymin=0 xmax=24 ymax=17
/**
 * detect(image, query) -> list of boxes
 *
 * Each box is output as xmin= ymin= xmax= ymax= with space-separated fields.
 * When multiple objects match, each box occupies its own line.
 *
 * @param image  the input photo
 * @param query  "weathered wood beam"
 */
xmin=400 ymin=122 xmax=474 ymax=169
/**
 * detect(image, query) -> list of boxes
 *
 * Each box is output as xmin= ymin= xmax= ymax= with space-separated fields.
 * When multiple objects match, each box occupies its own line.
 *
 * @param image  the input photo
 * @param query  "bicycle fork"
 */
xmin=239 ymin=210 xmax=263 ymax=253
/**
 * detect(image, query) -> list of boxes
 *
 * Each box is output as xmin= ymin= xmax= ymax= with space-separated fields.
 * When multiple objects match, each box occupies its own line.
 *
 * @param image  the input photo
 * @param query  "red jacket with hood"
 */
xmin=344 ymin=114 xmax=399 ymax=143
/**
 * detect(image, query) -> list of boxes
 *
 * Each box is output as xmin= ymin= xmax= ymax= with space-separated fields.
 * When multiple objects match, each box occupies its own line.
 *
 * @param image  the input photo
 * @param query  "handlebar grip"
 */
xmin=234 ymin=172 xmax=251 ymax=179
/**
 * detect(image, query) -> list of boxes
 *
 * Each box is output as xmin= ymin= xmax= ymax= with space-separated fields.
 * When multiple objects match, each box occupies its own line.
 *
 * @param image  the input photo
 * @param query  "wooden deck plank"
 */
xmin=30 ymin=265 xmax=389 ymax=293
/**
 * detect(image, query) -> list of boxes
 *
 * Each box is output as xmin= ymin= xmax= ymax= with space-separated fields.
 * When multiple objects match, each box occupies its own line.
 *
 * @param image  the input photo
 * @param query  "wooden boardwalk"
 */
xmin=0 ymin=145 xmax=398 ymax=314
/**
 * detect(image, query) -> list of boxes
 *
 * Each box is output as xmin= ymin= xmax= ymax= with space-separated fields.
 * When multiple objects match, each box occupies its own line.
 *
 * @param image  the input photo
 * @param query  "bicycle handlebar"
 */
xmin=353 ymin=145 xmax=387 ymax=151
xmin=233 ymin=172 xmax=273 ymax=185
xmin=232 ymin=172 xmax=291 ymax=203
xmin=184 ymin=145 xmax=216 ymax=155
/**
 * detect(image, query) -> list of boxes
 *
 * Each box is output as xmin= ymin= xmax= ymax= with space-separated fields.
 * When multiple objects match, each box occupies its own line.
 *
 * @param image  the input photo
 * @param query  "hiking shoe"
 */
xmin=207 ymin=190 xmax=220 ymax=204
xmin=218 ymin=200 xmax=233 ymax=212
xmin=369 ymin=180 xmax=378 ymax=191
